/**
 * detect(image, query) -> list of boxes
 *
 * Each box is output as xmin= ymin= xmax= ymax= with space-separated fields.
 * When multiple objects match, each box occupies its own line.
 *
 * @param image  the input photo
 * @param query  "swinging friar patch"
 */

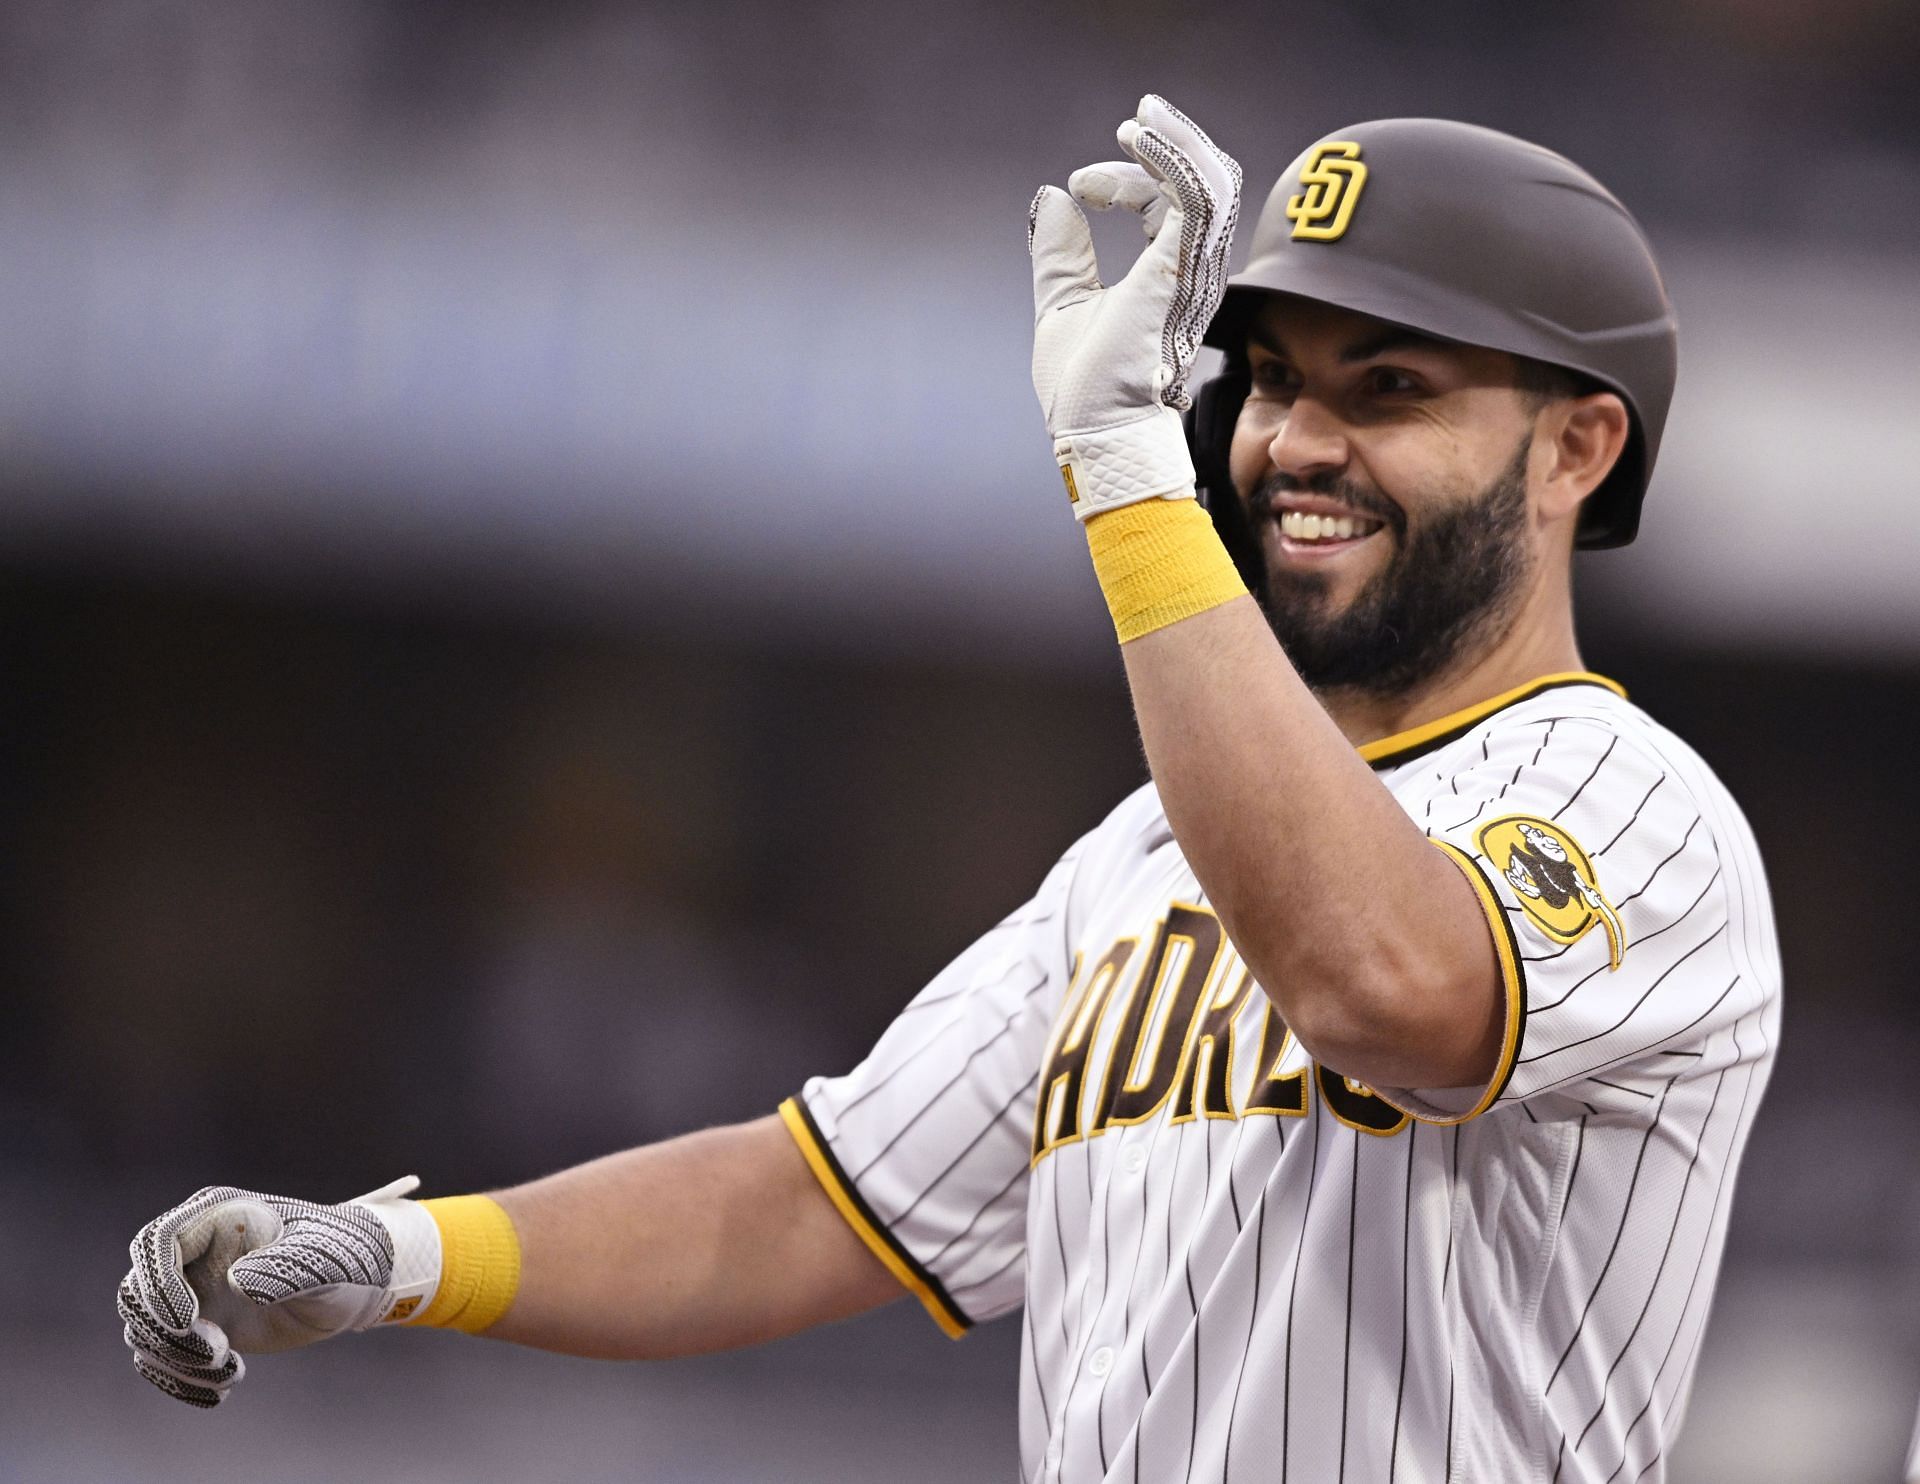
xmin=1475 ymin=814 xmax=1626 ymax=970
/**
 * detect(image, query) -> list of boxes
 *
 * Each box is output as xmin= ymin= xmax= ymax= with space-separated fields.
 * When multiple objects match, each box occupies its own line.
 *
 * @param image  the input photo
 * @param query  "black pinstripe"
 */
xmin=1614 ymin=816 xmax=1703 ymax=910
xmin=1387 ymin=1126 xmax=1416 ymax=1483
xmin=1338 ymin=1132 xmax=1361 ymax=1483
xmin=1572 ymin=1067 xmax=1730 ymax=1455
xmin=1594 ymin=774 xmax=1666 ymax=856
xmin=1555 ymin=734 xmax=1619 ymax=817
xmin=842 ymin=971 xmax=1048 ymax=1119
xmin=1054 ymin=1149 xmax=1076 ymax=1353
xmin=1526 ymin=910 xmax=1726 ymax=1025
xmin=1221 ymin=1119 xmax=1281 ymax=1484
xmin=1440 ymin=1129 xmax=1461 ymax=1483
xmin=1279 ymin=1110 xmax=1323 ymax=1484
xmin=850 ymin=997 xmax=1044 ymax=1179
xmin=895 ymin=1071 xmax=1038 ymax=1220
xmin=1025 ymin=1283 xmax=1053 ymax=1425
xmin=1546 ymin=1081 xmax=1678 ymax=1392
xmin=924 ymin=1161 xmax=1028 ymax=1270
xmin=1607 ymin=1018 xmax=1765 ymax=1482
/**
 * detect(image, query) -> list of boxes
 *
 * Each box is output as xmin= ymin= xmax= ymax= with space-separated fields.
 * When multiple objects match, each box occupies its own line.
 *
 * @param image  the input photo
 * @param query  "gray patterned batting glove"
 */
xmin=1029 ymin=94 xmax=1241 ymax=521
xmin=119 ymin=1176 xmax=443 ymax=1409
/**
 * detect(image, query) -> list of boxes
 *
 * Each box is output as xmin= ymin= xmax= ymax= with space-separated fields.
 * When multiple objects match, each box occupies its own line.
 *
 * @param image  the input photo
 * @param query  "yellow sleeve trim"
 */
xmin=416 ymin=1195 xmax=523 ymax=1334
xmin=1396 ymin=839 xmax=1528 ymax=1126
xmin=1084 ymin=497 xmax=1248 ymax=644
xmin=778 ymin=1096 xmax=971 ymax=1340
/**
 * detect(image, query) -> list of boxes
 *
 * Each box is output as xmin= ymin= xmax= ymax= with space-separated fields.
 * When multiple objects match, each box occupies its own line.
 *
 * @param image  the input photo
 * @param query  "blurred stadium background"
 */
xmin=4 ymin=1 xmax=1918 ymax=1479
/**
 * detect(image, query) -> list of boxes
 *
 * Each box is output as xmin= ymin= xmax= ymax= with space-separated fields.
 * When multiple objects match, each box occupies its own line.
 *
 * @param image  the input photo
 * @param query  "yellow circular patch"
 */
xmin=1475 ymin=814 xmax=1626 ymax=968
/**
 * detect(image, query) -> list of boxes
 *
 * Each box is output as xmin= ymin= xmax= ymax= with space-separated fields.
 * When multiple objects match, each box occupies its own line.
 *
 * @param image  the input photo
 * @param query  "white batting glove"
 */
xmin=1028 ymin=94 xmax=1241 ymax=521
xmin=117 ymin=1176 xmax=442 ymax=1409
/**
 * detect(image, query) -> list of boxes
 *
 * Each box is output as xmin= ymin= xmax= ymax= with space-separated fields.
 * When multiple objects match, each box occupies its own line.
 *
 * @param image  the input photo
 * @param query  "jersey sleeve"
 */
xmin=781 ymin=831 xmax=1091 ymax=1335
xmin=1373 ymin=716 xmax=1758 ymax=1124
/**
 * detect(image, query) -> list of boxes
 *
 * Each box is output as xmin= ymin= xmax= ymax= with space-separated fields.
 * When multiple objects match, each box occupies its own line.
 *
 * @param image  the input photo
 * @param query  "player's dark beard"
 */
xmin=1250 ymin=436 xmax=1534 ymax=698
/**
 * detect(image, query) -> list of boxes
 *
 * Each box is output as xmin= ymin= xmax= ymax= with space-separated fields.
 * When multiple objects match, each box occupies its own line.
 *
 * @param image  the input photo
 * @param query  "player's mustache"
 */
xmin=1253 ymin=472 xmax=1406 ymax=536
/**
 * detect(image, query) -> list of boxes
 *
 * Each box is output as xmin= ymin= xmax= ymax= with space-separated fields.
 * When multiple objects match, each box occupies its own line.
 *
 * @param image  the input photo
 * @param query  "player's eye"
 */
xmin=1248 ymin=359 xmax=1299 ymax=398
xmin=1363 ymin=366 xmax=1421 ymax=396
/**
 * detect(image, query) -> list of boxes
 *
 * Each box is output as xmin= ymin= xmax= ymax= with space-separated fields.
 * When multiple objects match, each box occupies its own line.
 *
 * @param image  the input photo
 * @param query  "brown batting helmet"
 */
xmin=1193 ymin=118 xmax=1678 ymax=549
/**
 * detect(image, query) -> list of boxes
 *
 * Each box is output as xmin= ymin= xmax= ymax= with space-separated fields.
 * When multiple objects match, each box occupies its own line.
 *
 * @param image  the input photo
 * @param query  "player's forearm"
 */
xmin=484 ymin=1115 xmax=903 ymax=1360
xmin=1115 ymin=592 xmax=1502 ymax=1089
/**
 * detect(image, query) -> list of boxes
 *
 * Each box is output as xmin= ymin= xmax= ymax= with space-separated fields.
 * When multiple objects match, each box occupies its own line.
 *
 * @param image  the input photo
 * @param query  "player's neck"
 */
xmin=1315 ymin=596 xmax=1586 ymax=753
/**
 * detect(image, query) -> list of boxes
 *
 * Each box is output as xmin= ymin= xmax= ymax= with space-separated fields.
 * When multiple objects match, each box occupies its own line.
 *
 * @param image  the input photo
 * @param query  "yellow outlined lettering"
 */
xmin=1317 ymin=1065 xmax=1412 ymax=1137
xmin=1243 ymin=1000 xmax=1310 ymax=1119
xmin=1031 ymin=939 xmax=1137 ymax=1165
xmin=1171 ymin=964 xmax=1255 ymax=1125
xmin=1091 ymin=904 xmax=1226 ymax=1135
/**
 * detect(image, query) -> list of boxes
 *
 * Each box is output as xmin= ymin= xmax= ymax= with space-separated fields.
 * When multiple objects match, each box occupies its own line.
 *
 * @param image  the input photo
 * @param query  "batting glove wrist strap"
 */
xmin=1052 ymin=407 xmax=1196 ymax=521
xmin=415 ymin=1195 xmax=522 ymax=1334
xmin=1029 ymin=94 xmax=1241 ymax=521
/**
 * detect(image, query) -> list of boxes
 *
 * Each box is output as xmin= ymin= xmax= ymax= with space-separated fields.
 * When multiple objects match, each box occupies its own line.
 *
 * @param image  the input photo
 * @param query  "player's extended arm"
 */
xmin=118 ymin=1116 xmax=903 ymax=1408
xmin=1028 ymin=98 xmax=1499 ymax=1093
xmin=487 ymin=1115 xmax=901 ymax=1358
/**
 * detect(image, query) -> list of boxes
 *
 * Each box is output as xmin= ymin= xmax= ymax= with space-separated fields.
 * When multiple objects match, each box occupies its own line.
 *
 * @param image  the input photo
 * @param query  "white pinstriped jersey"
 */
xmin=782 ymin=673 xmax=1780 ymax=1483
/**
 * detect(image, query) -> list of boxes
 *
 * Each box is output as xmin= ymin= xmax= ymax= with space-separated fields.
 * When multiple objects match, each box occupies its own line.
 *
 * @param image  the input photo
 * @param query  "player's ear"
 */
xmin=1534 ymin=391 xmax=1630 ymax=524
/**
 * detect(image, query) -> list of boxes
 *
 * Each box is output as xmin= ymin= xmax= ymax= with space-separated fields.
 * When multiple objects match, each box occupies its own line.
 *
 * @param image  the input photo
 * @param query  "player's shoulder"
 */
xmin=1029 ymin=781 xmax=1175 ymax=943
xmin=1077 ymin=779 xmax=1173 ymax=869
xmin=1374 ymin=672 xmax=1716 ymax=795
xmin=1381 ymin=671 xmax=1765 ymax=882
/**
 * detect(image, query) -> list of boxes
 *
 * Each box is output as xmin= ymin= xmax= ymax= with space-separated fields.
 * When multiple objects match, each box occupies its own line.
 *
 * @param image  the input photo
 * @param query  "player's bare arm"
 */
xmin=486 ymin=1116 xmax=901 ymax=1358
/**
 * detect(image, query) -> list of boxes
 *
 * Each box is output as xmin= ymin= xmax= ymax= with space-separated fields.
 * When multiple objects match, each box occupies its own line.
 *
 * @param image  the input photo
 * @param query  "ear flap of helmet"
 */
xmin=1185 ymin=365 xmax=1262 ymax=591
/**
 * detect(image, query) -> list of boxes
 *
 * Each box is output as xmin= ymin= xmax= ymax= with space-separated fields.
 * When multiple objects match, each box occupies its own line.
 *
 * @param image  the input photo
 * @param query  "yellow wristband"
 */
xmin=1085 ymin=497 xmax=1248 ymax=643
xmin=416 ymin=1195 xmax=522 ymax=1334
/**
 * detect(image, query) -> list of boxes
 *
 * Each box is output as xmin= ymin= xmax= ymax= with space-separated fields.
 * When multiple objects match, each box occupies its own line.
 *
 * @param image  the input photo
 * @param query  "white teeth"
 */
xmin=1279 ymin=509 xmax=1378 ymax=544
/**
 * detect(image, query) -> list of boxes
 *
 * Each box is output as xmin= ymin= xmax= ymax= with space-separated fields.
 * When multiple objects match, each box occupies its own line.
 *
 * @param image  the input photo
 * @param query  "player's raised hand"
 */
xmin=118 ymin=1176 xmax=442 ymax=1408
xmin=1028 ymin=94 xmax=1241 ymax=521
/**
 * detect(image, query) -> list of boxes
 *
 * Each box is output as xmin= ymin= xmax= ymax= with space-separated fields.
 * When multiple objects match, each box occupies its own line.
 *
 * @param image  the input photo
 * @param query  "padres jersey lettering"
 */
xmin=784 ymin=674 xmax=1780 ymax=1483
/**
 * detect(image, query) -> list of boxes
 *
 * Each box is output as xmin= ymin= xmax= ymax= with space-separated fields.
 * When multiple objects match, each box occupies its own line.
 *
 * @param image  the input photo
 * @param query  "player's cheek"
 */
xmin=1226 ymin=415 xmax=1272 ymax=508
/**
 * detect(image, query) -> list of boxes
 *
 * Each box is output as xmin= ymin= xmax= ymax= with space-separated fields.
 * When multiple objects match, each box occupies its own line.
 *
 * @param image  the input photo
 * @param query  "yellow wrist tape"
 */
xmin=1085 ymin=497 xmax=1247 ymax=643
xmin=416 ymin=1195 xmax=522 ymax=1334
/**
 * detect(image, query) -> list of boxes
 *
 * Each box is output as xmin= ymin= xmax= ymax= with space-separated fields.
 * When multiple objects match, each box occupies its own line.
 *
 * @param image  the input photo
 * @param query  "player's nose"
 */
xmin=1263 ymin=396 xmax=1350 ymax=484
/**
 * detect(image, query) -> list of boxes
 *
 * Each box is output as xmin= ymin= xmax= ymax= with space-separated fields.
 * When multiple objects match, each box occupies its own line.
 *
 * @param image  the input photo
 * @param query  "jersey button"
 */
xmin=1089 ymin=1345 xmax=1114 ymax=1377
xmin=1123 ymin=1147 xmax=1147 ymax=1175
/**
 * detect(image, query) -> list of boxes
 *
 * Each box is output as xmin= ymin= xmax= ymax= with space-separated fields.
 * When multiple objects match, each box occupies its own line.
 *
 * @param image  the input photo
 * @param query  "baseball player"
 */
xmin=118 ymin=99 xmax=1780 ymax=1483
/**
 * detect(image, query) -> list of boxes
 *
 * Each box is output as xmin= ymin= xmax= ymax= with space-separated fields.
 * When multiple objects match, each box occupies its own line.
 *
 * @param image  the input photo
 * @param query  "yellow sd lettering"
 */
xmin=1285 ymin=142 xmax=1368 ymax=242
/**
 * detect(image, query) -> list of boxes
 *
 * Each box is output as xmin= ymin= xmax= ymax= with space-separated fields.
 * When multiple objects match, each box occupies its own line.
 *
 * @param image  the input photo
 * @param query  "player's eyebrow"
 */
xmin=1336 ymin=327 xmax=1451 ymax=364
xmin=1243 ymin=323 xmax=1451 ymax=364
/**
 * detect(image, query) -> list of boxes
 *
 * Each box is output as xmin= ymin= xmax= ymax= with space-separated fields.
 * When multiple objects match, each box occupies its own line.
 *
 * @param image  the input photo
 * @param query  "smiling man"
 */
xmin=118 ymin=103 xmax=1779 ymax=1484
